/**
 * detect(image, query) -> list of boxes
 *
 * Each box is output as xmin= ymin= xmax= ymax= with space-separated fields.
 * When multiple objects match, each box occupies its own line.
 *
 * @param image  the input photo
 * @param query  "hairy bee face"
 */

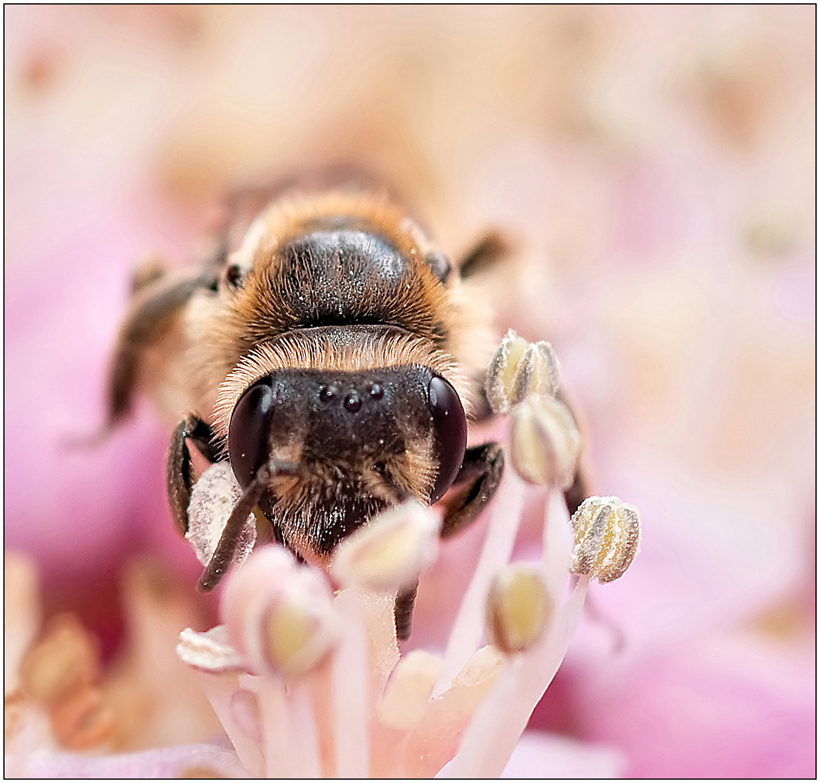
xmin=114 ymin=183 xmax=509 ymax=610
xmin=227 ymin=363 xmax=467 ymax=562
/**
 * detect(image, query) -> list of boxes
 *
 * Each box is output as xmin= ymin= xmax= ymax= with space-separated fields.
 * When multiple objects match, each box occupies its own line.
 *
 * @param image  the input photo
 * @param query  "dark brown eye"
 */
xmin=229 ymin=377 xmax=275 ymax=489
xmin=428 ymin=375 xmax=467 ymax=503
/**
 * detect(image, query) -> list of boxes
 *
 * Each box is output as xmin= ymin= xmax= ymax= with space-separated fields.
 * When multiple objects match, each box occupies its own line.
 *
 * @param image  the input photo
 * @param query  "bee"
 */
xmin=106 ymin=174 xmax=584 ymax=639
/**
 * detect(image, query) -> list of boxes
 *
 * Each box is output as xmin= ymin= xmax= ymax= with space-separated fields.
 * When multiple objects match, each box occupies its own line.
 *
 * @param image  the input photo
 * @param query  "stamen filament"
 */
xmin=441 ymin=576 xmax=589 ymax=778
xmin=288 ymin=682 xmax=322 ymax=778
xmin=332 ymin=588 xmax=370 ymax=777
xmin=435 ymin=470 xmax=527 ymax=695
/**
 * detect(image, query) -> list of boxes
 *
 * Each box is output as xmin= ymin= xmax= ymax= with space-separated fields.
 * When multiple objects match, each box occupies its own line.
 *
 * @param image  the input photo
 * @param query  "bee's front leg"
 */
xmin=394 ymin=581 xmax=419 ymax=642
xmin=439 ymin=442 xmax=505 ymax=539
xmin=167 ymin=414 xmax=221 ymax=535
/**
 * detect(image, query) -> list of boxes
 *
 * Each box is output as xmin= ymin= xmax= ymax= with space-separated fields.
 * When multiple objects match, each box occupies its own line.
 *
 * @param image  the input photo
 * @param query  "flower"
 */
xmin=6 ymin=6 xmax=813 ymax=777
xmin=158 ymin=333 xmax=640 ymax=778
xmin=172 ymin=479 xmax=599 ymax=777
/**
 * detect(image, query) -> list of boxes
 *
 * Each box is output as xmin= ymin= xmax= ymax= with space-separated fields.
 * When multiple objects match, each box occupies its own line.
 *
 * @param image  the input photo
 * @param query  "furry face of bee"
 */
xmin=108 ymin=180 xmax=514 ymax=638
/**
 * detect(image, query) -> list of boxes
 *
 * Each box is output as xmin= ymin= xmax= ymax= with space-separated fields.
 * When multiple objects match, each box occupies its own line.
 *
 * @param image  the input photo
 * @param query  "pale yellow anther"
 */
xmin=570 ymin=496 xmax=641 ymax=582
xmin=378 ymin=650 xmax=444 ymax=730
xmin=262 ymin=595 xmax=335 ymax=676
xmin=509 ymin=394 xmax=581 ymax=488
xmin=486 ymin=330 xmax=560 ymax=413
xmin=330 ymin=501 xmax=440 ymax=592
xmin=219 ymin=549 xmax=340 ymax=679
xmin=485 ymin=566 xmax=553 ymax=655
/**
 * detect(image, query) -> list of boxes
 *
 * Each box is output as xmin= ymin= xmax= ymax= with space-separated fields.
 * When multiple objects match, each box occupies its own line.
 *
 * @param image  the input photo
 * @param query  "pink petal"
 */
xmin=500 ymin=731 xmax=626 ymax=779
xmin=21 ymin=741 xmax=245 ymax=779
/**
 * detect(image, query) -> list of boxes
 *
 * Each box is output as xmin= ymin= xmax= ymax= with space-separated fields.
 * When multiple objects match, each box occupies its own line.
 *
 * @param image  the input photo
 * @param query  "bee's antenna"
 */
xmin=197 ymin=458 xmax=298 ymax=592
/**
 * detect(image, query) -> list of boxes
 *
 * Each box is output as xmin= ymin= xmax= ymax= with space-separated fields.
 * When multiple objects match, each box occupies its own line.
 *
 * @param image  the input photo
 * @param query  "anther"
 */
xmin=570 ymin=496 xmax=641 ymax=583
xmin=486 ymin=330 xmax=560 ymax=413
xmin=220 ymin=548 xmax=340 ymax=678
xmin=330 ymin=501 xmax=441 ymax=592
xmin=486 ymin=565 xmax=552 ymax=654
xmin=509 ymin=394 xmax=581 ymax=489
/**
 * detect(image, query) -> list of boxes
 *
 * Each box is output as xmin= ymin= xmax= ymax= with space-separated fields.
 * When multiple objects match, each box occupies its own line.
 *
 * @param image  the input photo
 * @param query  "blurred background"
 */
xmin=5 ymin=5 xmax=815 ymax=777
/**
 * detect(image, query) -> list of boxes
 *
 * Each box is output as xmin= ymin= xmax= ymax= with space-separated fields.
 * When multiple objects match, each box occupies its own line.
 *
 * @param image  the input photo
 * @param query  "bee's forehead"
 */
xmin=261 ymin=365 xmax=434 ymax=451
xmin=266 ymin=365 xmax=432 ymax=410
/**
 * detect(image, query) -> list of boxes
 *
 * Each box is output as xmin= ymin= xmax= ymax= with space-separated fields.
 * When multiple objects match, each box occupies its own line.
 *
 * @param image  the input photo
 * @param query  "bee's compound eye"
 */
xmin=229 ymin=378 xmax=275 ymax=489
xmin=428 ymin=375 xmax=467 ymax=504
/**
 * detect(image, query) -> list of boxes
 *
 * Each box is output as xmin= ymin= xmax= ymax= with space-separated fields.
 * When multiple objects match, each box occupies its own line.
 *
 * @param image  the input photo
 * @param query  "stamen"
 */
xmin=220 ymin=547 xmax=339 ymax=678
xmin=288 ymin=682 xmax=323 ymax=777
xmin=49 ymin=685 xmax=115 ymax=750
xmin=509 ymin=394 xmax=581 ymax=488
xmin=330 ymin=501 xmax=441 ymax=592
xmin=19 ymin=615 xmax=98 ymax=706
xmin=262 ymin=593 xmax=336 ymax=676
xmin=486 ymin=566 xmax=553 ymax=655
xmin=4 ymin=554 xmax=41 ymax=697
xmin=435 ymin=470 xmax=526 ymax=695
xmin=570 ymin=496 xmax=642 ymax=582
xmin=332 ymin=588 xmax=370 ymax=776
xmin=486 ymin=330 xmax=530 ymax=413
xmin=441 ymin=577 xmax=589 ymax=778
xmin=176 ymin=626 xmax=245 ymax=674
xmin=486 ymin=330 xmax=560 ymax=413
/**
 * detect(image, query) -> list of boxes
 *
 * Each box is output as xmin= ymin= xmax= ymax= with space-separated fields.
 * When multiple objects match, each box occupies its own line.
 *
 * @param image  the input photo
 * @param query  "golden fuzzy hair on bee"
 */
xmin=180 ymin=189 xmax=497 ymax=431
xmin=212 ymin=326 xmax=473 ymax=442
xmin=232 ymin=189 xmax=433 ymax=270
xmin=268 ymin=427 xmax=436 ymax=564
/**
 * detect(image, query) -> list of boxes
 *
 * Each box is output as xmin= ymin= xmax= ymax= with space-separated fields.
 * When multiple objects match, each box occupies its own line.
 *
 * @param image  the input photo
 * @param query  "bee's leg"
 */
xmin=198 ymin=478 xmax=267 ymax=592
xmin=563 ymin=464 xmax=589 ymax=519
xmin=457 ymin=231 xmax=511 ymax=279
xmin=394 ymin=443 xmax=503 ymax=638
xmin=129 ymin=254 xmax=169 ymax=295
xmin=394 ymin=581 xmax=419 ymax=642
xmin=554 ymin=389 xmax=590 ymax=518
xmin=107 ymin=270 xmax=219 ymax=430
xmin=440 ymin=442 xmax=505 ymax=539
xmin=167 ymin=414 xmax=220 ymax=536
xmin=469 ymin=384 xmax=495 ymax=423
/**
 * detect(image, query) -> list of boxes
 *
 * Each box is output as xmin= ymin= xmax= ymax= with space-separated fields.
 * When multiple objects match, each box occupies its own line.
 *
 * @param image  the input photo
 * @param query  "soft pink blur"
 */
xmin=5 ymin=5 xmax=814 ymax=777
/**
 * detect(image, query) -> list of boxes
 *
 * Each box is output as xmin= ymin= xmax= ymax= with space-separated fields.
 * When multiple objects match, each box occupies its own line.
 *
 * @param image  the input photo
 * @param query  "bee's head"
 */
xmin=226 ymin=363 xmax=467 ymax=558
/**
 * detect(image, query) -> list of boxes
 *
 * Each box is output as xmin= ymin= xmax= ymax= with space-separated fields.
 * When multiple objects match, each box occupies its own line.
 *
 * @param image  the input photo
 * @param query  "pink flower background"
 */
xmin=5 ymin=6 xmax=815 ymax=777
